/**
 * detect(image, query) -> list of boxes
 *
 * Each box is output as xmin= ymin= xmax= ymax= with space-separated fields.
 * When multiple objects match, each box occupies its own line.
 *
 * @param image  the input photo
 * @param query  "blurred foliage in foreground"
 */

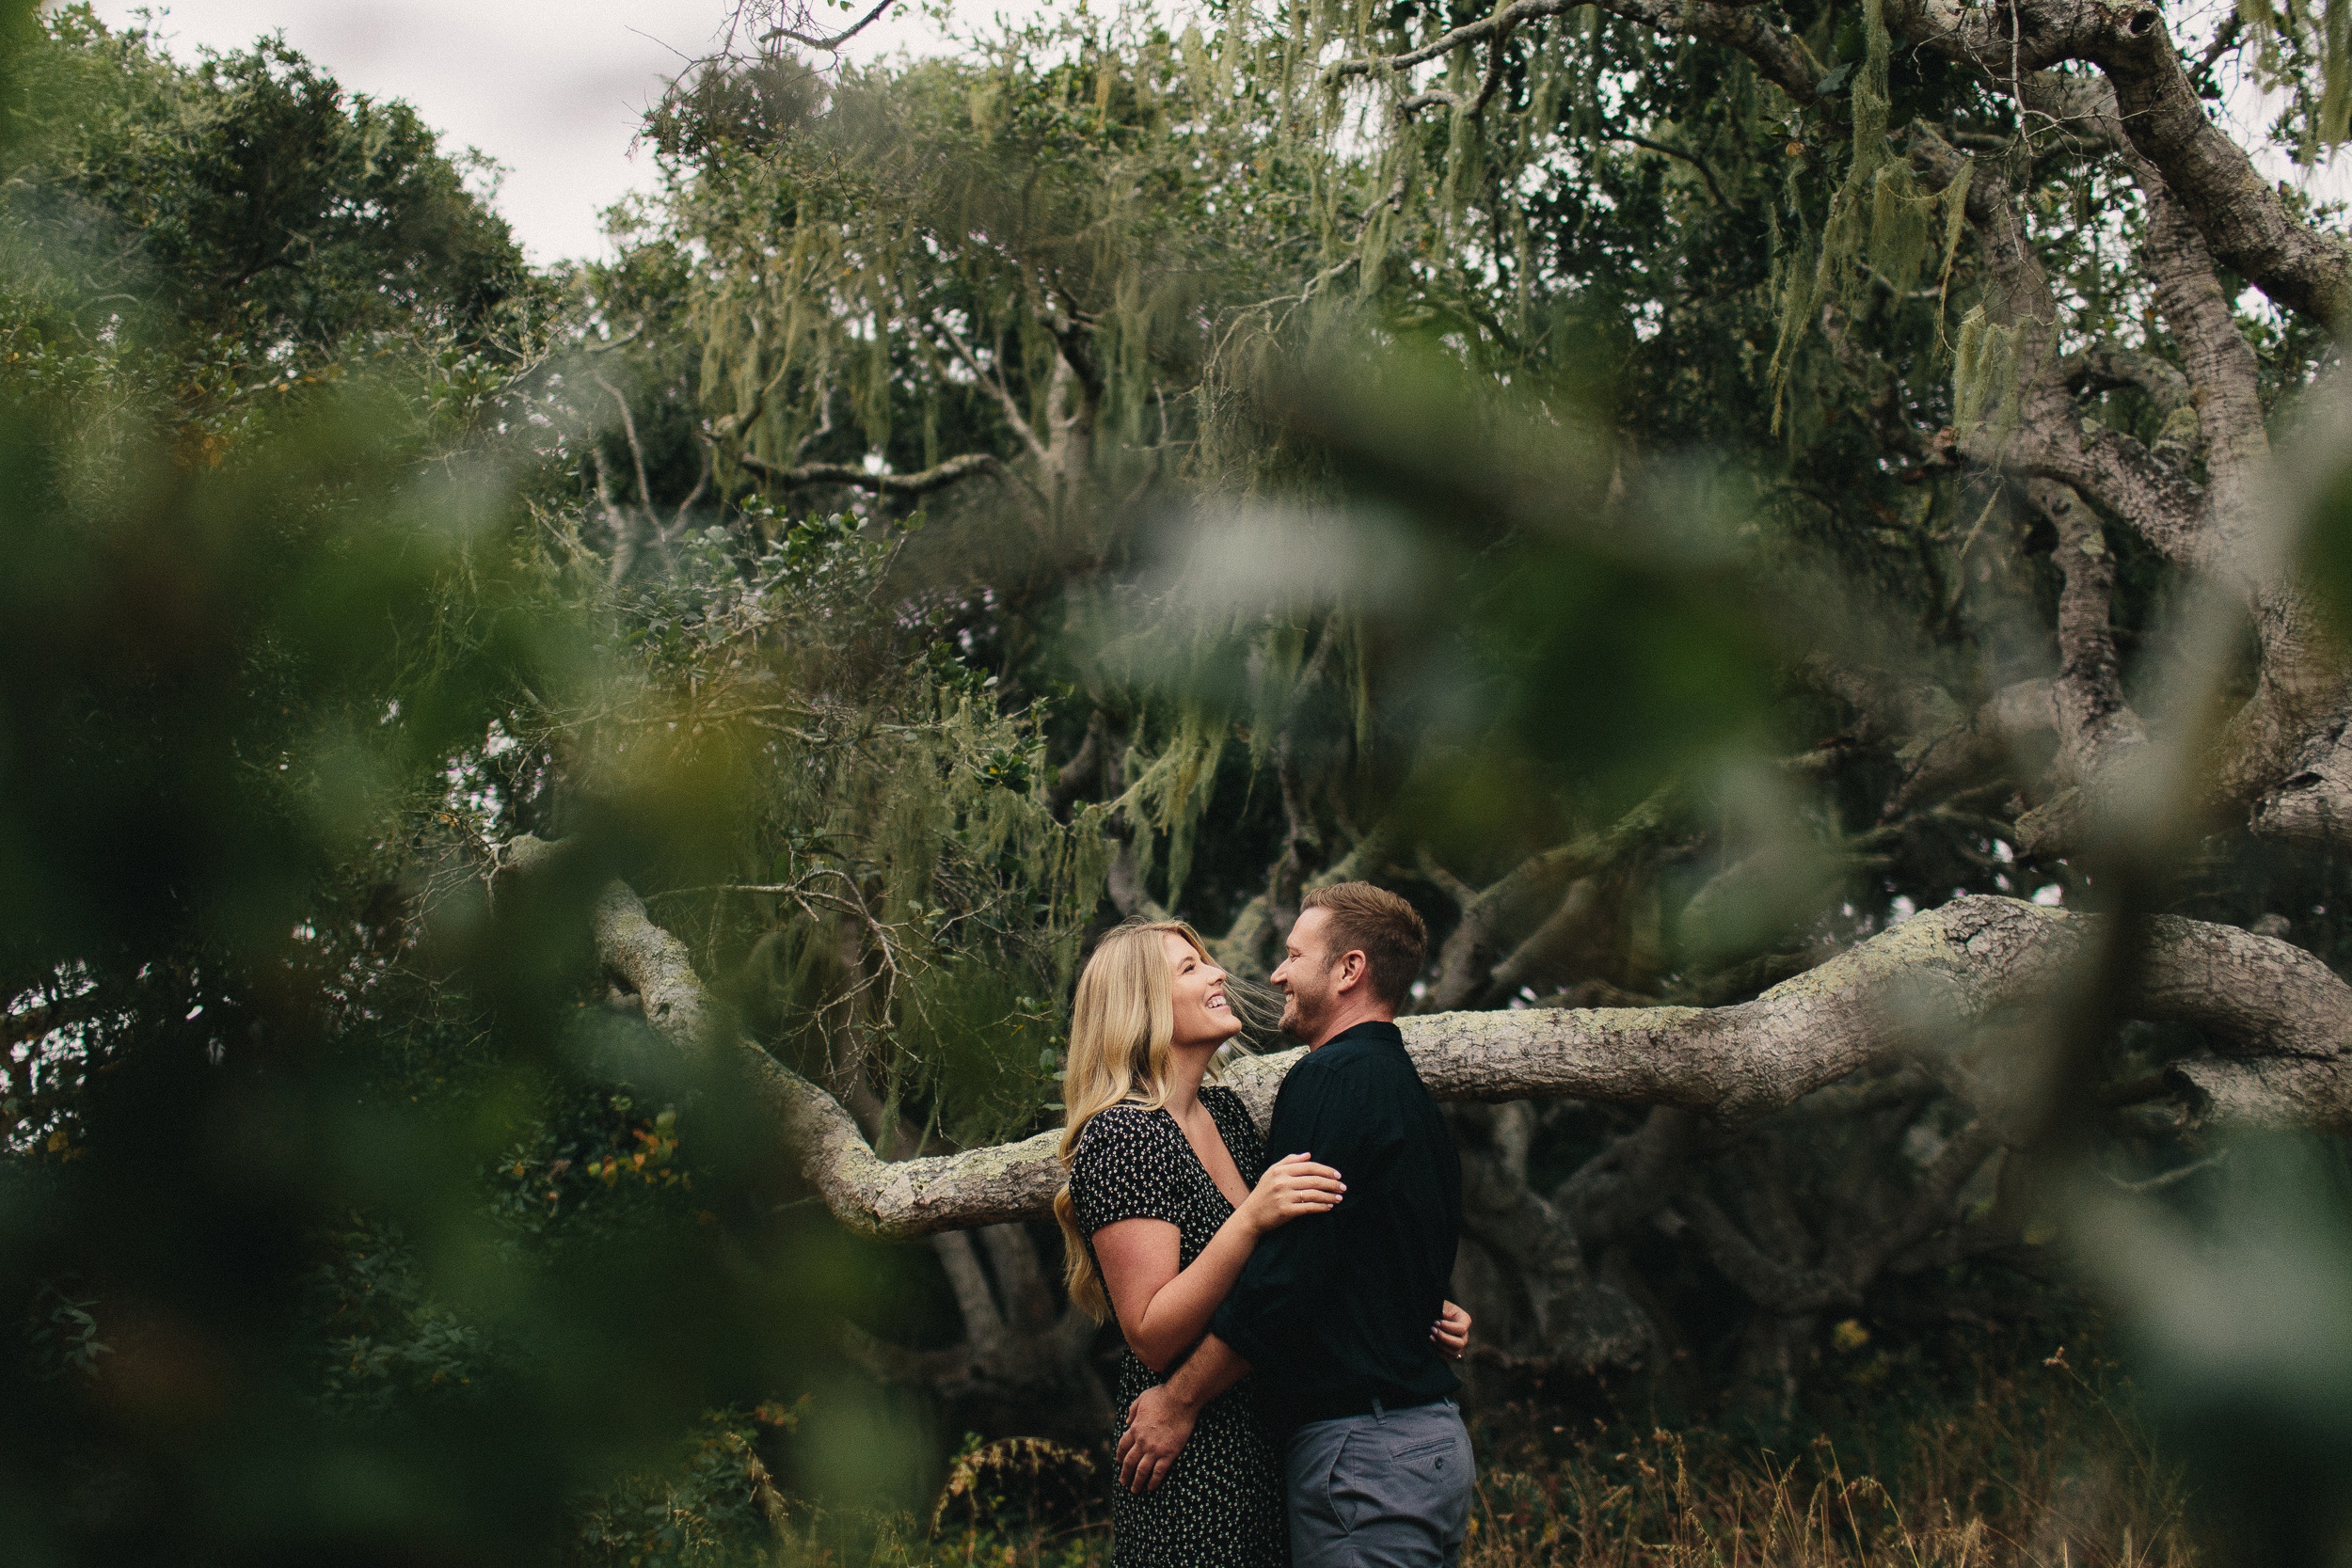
xmin=0 ymin=8 xmax=1058 ymax=1562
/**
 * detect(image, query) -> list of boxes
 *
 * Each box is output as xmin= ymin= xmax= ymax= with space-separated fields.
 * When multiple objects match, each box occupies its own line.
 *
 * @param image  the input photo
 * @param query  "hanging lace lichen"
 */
xmin=1770 ymin=0 xmax=1979 ymax=426
xmin=1951 ymin=303 xmax=2022 ymax=438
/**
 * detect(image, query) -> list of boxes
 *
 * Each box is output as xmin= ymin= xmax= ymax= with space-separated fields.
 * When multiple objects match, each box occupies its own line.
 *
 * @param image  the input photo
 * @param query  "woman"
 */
xmin=1054 ymin=920 xmax=1469 ymax=1567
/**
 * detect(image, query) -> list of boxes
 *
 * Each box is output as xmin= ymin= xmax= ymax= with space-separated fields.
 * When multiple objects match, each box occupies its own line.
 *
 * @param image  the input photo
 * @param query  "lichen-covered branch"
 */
xmin=578 ymin=859 xmax=2352 ymax=1239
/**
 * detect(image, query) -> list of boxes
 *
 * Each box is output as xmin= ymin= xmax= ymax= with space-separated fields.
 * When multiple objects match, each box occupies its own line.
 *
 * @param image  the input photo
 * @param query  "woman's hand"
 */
xmin=1237 ymin=1151 xmax=1344 ymax=1237
xmin=1431 ymin=1299 xmax=1471 ymax=1362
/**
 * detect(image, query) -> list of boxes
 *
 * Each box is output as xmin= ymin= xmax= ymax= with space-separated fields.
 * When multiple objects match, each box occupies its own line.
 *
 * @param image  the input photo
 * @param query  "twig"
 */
xmin=2106 ymin=1150 xmax=2228 ymax=1193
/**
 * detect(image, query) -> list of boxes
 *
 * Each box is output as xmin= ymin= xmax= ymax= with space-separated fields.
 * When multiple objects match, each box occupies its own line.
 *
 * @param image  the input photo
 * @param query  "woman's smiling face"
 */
xmin=1164 ymin=930 xmax=1246 ymax=1050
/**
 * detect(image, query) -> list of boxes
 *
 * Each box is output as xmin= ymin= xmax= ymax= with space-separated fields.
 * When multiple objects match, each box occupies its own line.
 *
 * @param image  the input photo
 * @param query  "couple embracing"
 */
xmin=1053 ymin=883 xmax=1474 ymax=1568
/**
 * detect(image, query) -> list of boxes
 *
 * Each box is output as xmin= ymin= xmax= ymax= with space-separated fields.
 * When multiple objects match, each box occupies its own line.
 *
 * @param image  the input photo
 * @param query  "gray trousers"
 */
xmin=1285 ymin=1399 xmax=1474 ymax=1568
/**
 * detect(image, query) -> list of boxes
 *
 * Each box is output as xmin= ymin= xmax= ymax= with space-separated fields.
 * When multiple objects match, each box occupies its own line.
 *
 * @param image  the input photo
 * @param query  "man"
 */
xmin=1116 ymin=882 xmax=1471 ymax=1568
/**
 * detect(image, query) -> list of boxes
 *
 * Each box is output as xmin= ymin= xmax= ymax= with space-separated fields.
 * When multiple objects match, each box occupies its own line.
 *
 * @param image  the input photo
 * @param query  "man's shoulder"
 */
xmin=1318 ymin=1026 xmax=1422 ymax=1079
xmin=1305 ymin=1022 xmax=1407 ymax=1057
xmin=1277 ymin=1039 xmax=1365 ymax=1092
xmin=1275 ymin=1027 xmax=1431 ymax=1113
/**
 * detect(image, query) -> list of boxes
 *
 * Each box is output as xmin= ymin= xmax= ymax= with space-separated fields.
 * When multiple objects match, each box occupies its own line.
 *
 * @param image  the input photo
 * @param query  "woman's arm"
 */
xmin=1431 ymin=1299 xmax=1471 ymax=1359
xmin=1094 ymin=1153 xmax=1342 ymax=1374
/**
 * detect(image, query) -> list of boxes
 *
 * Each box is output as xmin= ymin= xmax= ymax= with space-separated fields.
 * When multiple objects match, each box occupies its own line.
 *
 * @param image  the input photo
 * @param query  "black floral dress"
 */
xmin=1068 ymin=1085 xmax=1291 ymax=1568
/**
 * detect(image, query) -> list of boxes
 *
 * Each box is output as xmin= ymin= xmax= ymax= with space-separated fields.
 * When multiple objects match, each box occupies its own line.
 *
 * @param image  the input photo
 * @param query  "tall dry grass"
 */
xmin=691 ymin=1340 xmax=2201 ymax=1568
xmin=1464 ymin=1351 xmax=2193 ymax=1568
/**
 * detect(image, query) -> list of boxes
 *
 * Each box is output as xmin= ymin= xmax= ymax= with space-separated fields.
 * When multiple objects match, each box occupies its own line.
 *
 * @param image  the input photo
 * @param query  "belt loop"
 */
xmin=1372 ymin=1396 xmax=1387 ymax=1422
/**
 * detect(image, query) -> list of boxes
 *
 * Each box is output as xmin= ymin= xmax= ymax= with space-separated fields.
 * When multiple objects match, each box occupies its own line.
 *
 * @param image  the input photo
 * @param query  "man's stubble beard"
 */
xmin=1279 ymin=973 xmax=1332 ymax=1042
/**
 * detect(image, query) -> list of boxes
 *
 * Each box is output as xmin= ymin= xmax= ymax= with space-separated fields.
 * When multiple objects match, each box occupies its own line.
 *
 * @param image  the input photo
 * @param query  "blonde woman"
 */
xmin=1054 ymin=920 xmax=1346 ymax=1566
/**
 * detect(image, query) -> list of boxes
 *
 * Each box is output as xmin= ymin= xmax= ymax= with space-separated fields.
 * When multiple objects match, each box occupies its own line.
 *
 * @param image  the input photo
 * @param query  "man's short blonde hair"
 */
xmin=1301 ymin=882 xmax=1428 ymax=1009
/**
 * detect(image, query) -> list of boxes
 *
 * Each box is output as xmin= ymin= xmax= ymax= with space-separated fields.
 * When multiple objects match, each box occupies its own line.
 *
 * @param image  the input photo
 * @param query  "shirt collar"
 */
xmin=1320 ymin=1019 xmax=1404 ymax=1050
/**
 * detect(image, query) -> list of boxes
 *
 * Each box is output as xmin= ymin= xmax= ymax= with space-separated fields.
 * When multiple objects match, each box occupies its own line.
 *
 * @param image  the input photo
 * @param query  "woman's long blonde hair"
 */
xmin=1053 ymin=919 xmax=1216 ymax=1322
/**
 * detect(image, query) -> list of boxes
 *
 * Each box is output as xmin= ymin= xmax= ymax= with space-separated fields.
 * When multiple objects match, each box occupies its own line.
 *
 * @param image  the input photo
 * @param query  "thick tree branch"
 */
xmin=1453 ymin=1102 xmax=1654 ymax=1368
xmin=1897 ymin=0 xmax=2350 ymax=323
xmin=564 ymin=845 xmax=2352 ymax=1237
xmin=2035 ymin=480 xmax=2145 ymax=784
xmin=1905 ymin=130 xmax=2207 ymax=572
xmin=2083 ymin=8 xmax=2352 ymax=326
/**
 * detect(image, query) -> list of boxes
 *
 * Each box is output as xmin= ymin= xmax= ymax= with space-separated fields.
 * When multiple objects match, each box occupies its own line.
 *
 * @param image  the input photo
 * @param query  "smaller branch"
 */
xmin=2108 ymin=1150 xmax=2227 ymax=1194
xmin=735 ymin=450 xmax=1008 ymax=497
xmin=838 ymin=1322 xmax=969 ymax=1390
xmin=1324 ymin=0 xmax=1570 ymax=83
xmin=593 ymin=372 xmax=656 ymax=522
xmin=769 ymin=0 xmax=898 ymax=50
xmin=2059 ymin=344 xmax=2191 ymax=421
xmin=980 ymin=1223 xmax=1059 ymax=1333
xmin=2030 ymin=480 xmax=2147 ymax=787
xmin=1416 ymin=851 xmax=1480 ymax=913
xmin=1844 ymin=1120 xmax=2000 ymax=1284
xmin=1611 ymin=133 xmax=1730 ymax=209
xmin=1673 ymin=1186 xmax=1853 ymax=1313
xmin=930 ymin=315 xmax=1052 ymax=470
xmin=591 ymin=447 xmax=639 ymax=587
xmin=934 ymin=1229 xmax=1009 ymax=1356
xmin=1469 ymin=25 xmax=1516 ymax=118
xmin=2194 ymin=12 xmax=2245 ymax=79
xmin=665 ymin=451 xmax=712 ymax=546
xmin=1557 ymin=1105 xmax=1696 ymax=1244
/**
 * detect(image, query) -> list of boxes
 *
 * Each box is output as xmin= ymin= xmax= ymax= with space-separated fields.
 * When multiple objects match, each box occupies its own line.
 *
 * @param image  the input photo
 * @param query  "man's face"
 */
xmin=1271 ymin=908 xmax=1339 ymax=1041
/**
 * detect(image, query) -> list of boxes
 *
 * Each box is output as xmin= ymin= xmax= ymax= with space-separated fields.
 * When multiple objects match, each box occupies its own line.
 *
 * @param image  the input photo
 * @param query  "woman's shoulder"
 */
xmin=1071 ymin=1103 xmax=1180 ymax=1164
xmin=1067 ymin=1104 xmax=1185 ymax=1227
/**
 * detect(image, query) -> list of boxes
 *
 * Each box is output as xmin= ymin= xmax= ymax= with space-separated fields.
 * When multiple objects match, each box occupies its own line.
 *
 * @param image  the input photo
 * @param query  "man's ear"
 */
xmin=1333 ymin=949 xmax=1371 ymax=995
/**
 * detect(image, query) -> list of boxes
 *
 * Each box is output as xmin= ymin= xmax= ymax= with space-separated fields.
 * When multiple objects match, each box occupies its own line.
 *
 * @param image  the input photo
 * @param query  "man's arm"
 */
xmin=1115 ymin=1334 xmax=1249 ymax=1493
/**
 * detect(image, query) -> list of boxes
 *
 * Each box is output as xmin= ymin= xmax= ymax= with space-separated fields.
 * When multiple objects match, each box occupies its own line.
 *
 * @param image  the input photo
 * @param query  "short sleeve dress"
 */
xmin=1068 ymin=1085 xmax=1291 ymax=1568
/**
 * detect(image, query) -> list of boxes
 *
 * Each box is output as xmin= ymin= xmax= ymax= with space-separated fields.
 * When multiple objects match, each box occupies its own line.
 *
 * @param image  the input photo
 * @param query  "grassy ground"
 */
xmin=606 ymin=1338 xmax=2198 ymax=1568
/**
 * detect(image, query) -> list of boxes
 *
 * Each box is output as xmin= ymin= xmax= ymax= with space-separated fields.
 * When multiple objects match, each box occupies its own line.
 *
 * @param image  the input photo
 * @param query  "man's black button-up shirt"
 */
xmin=1208 ymin=1020 xmax=1463 ymax=1427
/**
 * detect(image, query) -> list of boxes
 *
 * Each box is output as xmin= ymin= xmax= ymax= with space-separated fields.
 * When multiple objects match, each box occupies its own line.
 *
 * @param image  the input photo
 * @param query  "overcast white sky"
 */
xmin=94 ymin=1 xmax=1024 ymax=263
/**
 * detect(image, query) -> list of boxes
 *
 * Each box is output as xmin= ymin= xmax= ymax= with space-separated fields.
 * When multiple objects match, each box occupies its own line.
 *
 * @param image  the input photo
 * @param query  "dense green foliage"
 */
xmin=6 ymin=8 xmax=534 ymax=357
